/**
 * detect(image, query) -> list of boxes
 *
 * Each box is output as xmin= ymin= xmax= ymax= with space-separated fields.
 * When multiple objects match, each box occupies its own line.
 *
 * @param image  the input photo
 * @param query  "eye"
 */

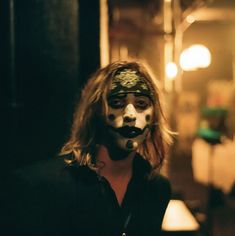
xmin=108 ymin=98 xmax=125 ymax=109
xmin=135 ymin=98 xmax=151 ymax=110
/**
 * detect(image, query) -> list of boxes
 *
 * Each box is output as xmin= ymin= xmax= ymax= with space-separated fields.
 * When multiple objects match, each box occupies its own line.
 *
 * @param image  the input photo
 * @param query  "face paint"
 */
xmin=103 ymin=69 xmax=155 ymax=154
xmin=105 ymin=93 xmax=153 ymax=152
xmin=108 ymin=114 xmax=115 ymax=121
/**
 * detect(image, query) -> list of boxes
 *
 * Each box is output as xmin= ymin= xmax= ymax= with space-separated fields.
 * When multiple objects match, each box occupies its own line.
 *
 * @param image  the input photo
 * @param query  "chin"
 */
xmin=116 ymin=138 xmax=140 ymax=151
xmin=107 ymin=131 xmax=146 ymax=152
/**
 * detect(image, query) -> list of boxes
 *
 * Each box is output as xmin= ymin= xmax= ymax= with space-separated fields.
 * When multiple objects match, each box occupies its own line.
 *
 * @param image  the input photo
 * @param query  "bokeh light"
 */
xmin=180 ymin=44 xmax=211 ymax=71
xmin=166 ymin=62 xmax=178 ymax=80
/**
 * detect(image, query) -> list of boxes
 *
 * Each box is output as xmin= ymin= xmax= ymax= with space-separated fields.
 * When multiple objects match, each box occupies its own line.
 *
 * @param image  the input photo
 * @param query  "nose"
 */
xmin=123 ymin=104 xmax=136 ymax=123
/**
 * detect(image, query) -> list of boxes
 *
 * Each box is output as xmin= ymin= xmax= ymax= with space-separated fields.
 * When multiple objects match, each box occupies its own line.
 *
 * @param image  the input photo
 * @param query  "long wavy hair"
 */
xmin=60 ymin=61 xmax=173 ymax=173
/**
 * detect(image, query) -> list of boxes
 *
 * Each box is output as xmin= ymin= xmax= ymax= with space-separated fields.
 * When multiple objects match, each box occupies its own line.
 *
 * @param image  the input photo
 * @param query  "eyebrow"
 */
xmin=134 ymin=93 xmax=150 ymax=98
xmin=108 ymin=94 xmax=127 ymax=99
xmin=109 ymin=92 xmax=152 ymax=99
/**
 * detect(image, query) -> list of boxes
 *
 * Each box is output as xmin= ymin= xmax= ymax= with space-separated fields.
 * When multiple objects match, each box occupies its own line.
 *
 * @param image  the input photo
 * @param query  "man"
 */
xmin=2 ymin=61 xmax=172 ymax=236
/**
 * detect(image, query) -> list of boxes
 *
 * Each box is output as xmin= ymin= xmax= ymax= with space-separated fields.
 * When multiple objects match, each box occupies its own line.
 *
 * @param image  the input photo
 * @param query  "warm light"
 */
xmin=100 ymin=0 xmax=109 ymax=66
xmin=180 ymin=44 xmax=211 ymax=71
xmin=186 ymin=15 xmax=195 ymax=24
xmin=162 ymin=200 xmax=200 ymax=231
xmin=166 ymin=62 xmax=178 ymax=80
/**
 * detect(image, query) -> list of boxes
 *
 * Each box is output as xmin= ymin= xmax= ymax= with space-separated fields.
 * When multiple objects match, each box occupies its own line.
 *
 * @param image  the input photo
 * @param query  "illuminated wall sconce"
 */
xmin=180 ymin=44 xmax=211 ymax=71
xmin=166 ymin=62 xmax=178 ymax=80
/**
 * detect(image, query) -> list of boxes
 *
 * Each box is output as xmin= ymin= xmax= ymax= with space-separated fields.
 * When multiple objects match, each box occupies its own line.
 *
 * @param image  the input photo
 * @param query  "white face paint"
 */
xmin=105 ymin=93 xmax=154 ymax=151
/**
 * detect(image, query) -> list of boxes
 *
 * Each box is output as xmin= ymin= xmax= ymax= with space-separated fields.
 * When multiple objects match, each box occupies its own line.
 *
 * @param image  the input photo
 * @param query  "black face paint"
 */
xmin=107 ymin=125 xmax=150 ymax=139
xmin=108 ymin=114 xmax=115 ymax=121
xmin=126 ymin=140 xmax=134 ymax=149
xmin=145 ymin=114 xmax=151 ymax=122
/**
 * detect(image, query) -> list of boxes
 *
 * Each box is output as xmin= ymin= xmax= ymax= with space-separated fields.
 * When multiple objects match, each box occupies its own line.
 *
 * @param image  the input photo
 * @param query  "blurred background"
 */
xmin=1 ymin=0 xmax=235 ymax=235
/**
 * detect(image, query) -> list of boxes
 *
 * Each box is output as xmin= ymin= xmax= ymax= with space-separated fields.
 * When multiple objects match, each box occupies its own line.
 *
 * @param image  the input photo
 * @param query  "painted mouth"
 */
xmin=108 ymin=126 xmax=148 ymax=138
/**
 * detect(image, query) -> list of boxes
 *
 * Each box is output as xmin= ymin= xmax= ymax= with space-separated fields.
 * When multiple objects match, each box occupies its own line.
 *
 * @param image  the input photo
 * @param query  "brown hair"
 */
xmin=60 ymin=60 xmax=173 ymax=173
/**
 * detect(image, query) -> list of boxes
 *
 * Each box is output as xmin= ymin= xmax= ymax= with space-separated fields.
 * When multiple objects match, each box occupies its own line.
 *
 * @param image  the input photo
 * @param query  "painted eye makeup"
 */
xmin=135 ymin=97 xmax=151 ymax=110
xmin=107 ymin=94 xmax=151 ymax=110
xmin=108 ymin=97 xmax=125 ymax=109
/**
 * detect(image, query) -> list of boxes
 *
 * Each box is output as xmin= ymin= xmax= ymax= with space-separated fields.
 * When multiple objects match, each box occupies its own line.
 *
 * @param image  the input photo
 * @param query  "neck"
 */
xmin=96 ymin=145 xmax=135 ymax=178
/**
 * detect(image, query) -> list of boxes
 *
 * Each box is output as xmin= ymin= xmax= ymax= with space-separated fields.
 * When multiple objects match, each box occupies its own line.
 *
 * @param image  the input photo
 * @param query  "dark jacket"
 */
xmin=1 ymin=154 xmax=171 ymax=236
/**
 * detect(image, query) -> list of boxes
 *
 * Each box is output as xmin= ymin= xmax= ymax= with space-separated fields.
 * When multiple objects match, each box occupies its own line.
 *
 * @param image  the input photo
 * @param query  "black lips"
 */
xmin=108 ymin=126 xmax=147 ymax=138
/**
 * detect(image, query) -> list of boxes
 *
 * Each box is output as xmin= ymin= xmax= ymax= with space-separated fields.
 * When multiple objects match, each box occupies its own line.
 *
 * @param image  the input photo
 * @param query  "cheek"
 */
xmin=108 ymin=114 xmax=115 ymax=121
xmin=145 ymin=114 xmax=151 ymax=123
xmin=136 ymin=109 xmax=153 ymax=128
xmin=106 ymin=108 xmax=123 ymax=127
xmin=145 ymin=107 xmax=154 ymax=124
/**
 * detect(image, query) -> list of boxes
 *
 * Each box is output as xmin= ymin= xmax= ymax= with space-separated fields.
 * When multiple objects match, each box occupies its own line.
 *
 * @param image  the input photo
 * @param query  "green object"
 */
xmin=201 ymin=107 xmax=228 ymax=117
xmin=197 ymin=127 xmax=221 ymax=144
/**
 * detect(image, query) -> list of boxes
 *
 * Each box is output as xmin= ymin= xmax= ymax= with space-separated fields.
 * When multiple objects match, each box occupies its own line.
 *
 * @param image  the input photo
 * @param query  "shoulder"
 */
xmin=3 ymin=157 xmax=80 ymax=196
xmin=4 ymin=157 xmax=97 ymax=192
xmin=149 ymin=173 xmax=171 ymax=190
xmin=134 ymin=154 xmax=171 ymax=199
xmin=10 ymin=157 xmax=67 ymax=183
xmin=0 ymin=158 xmax=67 ymax=229
xmin=0 ymin=157 xmax=97 ymax=235
xmin=143 ymin=174 xmax=171 ymax=219
xmin=147 ymin=173 xmax=172 ymax=202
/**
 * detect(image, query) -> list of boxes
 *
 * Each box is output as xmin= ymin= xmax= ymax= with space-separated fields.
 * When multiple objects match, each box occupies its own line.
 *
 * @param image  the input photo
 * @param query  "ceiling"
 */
xmin=108 ymin=0 xmax=235 ymax=83
xmin=109 ymin=0 xmax=235 ymax=30
xmin=190 ymin=0 xmax=235 ymax=22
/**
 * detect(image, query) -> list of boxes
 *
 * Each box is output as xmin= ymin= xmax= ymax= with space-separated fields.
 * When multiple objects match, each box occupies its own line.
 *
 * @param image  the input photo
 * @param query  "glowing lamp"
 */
xmin=180 ymin=44 xmax=211 ymax=71
xmin=186 ymin=15 xmax=195 ymax=24
xmin=162 ymin=200 xmax=200 ymax=232
xmin=166 ymin=62 xmax=178 ymax=80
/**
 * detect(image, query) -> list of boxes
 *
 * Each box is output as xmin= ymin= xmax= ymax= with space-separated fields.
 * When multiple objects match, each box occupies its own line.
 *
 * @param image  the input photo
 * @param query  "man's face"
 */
xmin=104 ymin=93 xmax=154 ymax=151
